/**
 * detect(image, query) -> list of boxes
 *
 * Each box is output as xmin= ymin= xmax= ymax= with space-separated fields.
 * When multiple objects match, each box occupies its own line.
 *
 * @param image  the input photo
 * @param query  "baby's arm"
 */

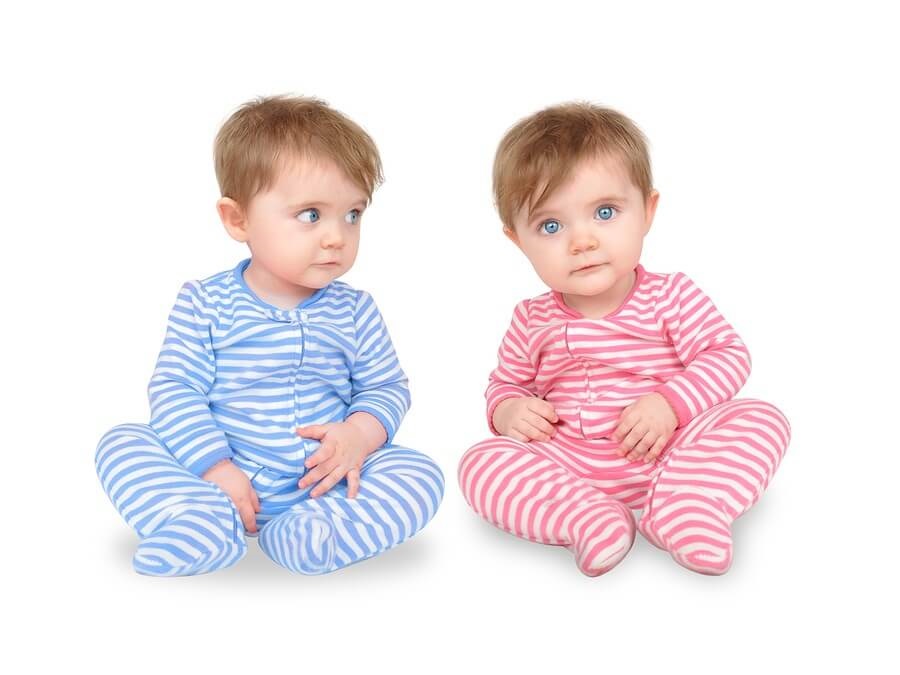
xmin=653 ymin=272 xmax=752 ymax=427
xmin=147 ymin=282 xmax=234 ymax=476
xmin=613 ymin=273 xmax=749 ymax=462
xmin=148 ymin=282 xmax=260 ymax=529
xmin=345 ymin=291 xmax=411 ymax=445
xmin=486 ymin=301 xmax=557 ymax=441
xmin=296 ymin=292 xmax=409 ymax=499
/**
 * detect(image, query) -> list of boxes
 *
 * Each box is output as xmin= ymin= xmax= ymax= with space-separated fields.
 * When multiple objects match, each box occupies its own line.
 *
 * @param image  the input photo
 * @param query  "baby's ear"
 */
xmin=217 ymin=198 xmax=249 ymax=243
xmin=643 ymin=190 xmax=660 ymax=234
xmin=503 ymin=226 xmax=521 ymax=247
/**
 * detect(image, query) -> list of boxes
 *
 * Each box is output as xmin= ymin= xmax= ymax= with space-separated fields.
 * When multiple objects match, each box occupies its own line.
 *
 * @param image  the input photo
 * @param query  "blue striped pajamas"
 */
xmin=96 ymin=259 xmax=444 ymax=576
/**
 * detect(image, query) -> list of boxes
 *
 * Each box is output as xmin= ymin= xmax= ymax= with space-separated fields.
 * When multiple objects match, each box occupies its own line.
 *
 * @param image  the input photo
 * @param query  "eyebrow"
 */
xmin=530 ymin=195 xmax=628 ymax=222
xmin=287 ymin=200 xmax=367 ymax=212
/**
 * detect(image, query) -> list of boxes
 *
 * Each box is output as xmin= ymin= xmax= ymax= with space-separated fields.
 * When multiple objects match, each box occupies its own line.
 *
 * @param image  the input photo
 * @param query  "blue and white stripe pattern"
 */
xmin=148 ymin=258 xmax=411 ymax=477
xmin=96 ymin=259 xmax=444 ymax=576
xmin=95 ymin=423 xmax=247 ymax=576
xmin=255 ymin=445 xmax=444 ymax=573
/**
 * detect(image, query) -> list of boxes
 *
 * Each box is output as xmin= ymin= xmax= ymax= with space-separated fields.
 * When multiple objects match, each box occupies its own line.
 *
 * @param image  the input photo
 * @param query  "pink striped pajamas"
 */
xmin=458 ymin=265 xmax=790 ymax=575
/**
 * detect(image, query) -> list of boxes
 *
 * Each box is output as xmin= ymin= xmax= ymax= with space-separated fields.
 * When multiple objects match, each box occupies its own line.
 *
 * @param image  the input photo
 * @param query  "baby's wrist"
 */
xmin=202 ymin=458 xmax=232 ymax=480
xmin=346 ymin=412 xmax=388 ymax=451
xmin=492 ymin=397 xmax=521 ymax=432
xmin=650 ymin=392 xmax=678 ymax=424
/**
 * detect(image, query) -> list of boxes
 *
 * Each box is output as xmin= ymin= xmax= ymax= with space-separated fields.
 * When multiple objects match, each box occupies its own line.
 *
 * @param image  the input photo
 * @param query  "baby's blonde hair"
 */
xmin=493 ymin=102 xmax=653 ymax=229
xmin=214 ymin=95 xmax=383 ymax=208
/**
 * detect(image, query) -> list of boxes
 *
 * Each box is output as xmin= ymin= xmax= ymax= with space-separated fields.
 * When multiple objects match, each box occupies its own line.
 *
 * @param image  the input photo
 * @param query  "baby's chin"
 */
xmin=297 ymin=265 xmax=352 ymax=287
xmin=552 ymin=276 xmax=619 ymax=298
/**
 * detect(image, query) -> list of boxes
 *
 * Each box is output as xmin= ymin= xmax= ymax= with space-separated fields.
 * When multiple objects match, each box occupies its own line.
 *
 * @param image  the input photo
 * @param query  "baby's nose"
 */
xmin=569 ymin=230 xmax=599 ymax=254
xmin=321 ymin=223 xmax=345 ymax=248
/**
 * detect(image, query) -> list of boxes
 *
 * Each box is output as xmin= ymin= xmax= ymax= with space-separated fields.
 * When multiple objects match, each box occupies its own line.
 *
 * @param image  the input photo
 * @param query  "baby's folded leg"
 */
xmin=638 ymin=399 xmax=791 ymax=575
xmin=95 ymin=423 xmax=246 ymax=577
xmin=257 ymin=444 xmax=444 ymax=575
xmin=458 ymin=436 xmax=635 ymax=576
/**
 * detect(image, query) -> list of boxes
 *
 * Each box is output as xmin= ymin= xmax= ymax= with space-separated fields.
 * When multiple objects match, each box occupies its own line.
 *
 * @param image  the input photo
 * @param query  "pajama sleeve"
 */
xmin=147 ymin=282 xmax=233 ymax=476
xmin=346 ymin=291 xmax=411 ymax=444
xmin=653 ymin=272 xmax=752 ymax=427
xmin=485 ymin=300 xmax=539 ymax=435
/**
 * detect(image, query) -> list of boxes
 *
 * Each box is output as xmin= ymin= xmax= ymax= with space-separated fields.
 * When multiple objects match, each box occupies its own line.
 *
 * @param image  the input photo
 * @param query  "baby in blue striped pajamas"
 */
xmin=96 ymin=96 xmax=444 ymax=576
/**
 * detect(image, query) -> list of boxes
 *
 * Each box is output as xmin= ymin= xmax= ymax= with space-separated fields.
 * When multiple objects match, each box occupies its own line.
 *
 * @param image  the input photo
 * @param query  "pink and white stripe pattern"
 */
xmin=458 ymin=439 xmax=637 ymax=576
xmin=460 ymin=267 xmax=790 ymax=575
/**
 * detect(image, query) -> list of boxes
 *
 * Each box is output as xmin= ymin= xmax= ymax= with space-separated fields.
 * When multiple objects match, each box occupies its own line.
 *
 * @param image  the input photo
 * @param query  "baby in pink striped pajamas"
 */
xmin=458 ymin=103 xmax=791 ymax=576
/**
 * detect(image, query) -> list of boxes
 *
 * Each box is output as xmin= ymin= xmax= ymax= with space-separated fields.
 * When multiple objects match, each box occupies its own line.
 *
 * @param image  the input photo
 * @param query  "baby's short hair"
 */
xmin=214 ymin=95 xmax=383 ymax=208
xmin=493 ymin=102 xmax=653 ymax=229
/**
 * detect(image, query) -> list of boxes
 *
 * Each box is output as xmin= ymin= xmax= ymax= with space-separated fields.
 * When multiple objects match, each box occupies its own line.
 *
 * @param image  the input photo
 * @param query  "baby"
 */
xmin=96 ymin=96 xmax=444 ymax=576
xmin=458 ymin=103 xmax=790 ymax=576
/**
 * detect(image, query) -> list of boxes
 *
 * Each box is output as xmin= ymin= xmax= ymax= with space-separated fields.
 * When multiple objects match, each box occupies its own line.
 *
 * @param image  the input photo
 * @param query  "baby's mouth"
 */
xmin=572 ymin=263 xmax=606 ymax=274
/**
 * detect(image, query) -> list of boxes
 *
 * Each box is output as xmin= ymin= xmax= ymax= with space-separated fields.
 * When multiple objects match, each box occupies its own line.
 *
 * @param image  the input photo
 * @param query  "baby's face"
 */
xmin=507 ymin=154 xmax=658 ymax=302
xmin=242 ymin=155 xmax=368 ymax=293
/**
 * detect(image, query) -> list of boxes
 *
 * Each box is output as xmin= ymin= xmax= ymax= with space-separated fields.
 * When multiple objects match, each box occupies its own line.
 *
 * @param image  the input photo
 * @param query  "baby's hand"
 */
xmin=492 ymin=396 xmax=559 ymax=443
xmin=612 ymin=392 xmax=678 ymax=463
xmin=202 ymin=459 xmax=261 ymax=533
xmin=296 ymin=421 xmax=372 ymax=498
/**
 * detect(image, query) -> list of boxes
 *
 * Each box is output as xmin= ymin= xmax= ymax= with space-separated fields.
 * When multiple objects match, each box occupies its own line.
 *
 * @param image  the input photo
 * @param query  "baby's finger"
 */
xmin=516 ymin=419 xmax=551 ymax=442
xmin=612 ymin=416 xmax=636 ymax=444
xmin=525 ymin=412 xmax=556 ymax=437
xmin=527 ymin=398 xmax=559 ymax=423
xmin=238 ymin=501 xmax=258 ymax=533
xmin=299 ymin=458 xmax=339 ymax=489
xmin=310 ymin=466 xmax=348 ymax=499
xmin=295 ymin=424 xmax=329 ymax=439
xmin=623 ymin=431 xmax=650 ymax=461
xmin=626 ymin=439 xmax=650 ymax=462
xmin=646 ymin=436 xmax=668 ymax=463
xmin=620 ymin=425 xmax=648 ymax=453
xmin=507 ymin=428 xmax=530 ymax=443
xmin=346 ymin=468 xmax=361 ymax=499
xmin=632 ymin=434 xmax=656 ymax=462
xmin=251 ymin=488 xmax=261 ymax=513
xmin=304 ymin=439 xmax=336 ymax=470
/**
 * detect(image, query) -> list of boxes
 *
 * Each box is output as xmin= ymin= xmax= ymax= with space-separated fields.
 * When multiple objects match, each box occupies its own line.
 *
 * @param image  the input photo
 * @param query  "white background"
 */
xmin=3 ymin=1 xmax=897 ymax=672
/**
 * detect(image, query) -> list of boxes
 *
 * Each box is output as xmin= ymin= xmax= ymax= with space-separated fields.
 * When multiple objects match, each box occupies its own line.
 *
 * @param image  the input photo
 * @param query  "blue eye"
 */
xmin=596 ymin=206 xmax=616 ymax=221
xmin=345 ymin=209 xmax=361 ymax=224
xmin=540 ymin=220 xmax=562 ymax=234
xmin=297 ymin=208 xmax=320 ymax=223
